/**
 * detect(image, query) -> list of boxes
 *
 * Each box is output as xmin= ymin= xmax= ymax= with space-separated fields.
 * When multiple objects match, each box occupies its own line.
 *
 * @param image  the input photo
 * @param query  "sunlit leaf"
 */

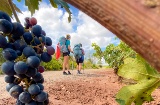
xmin=116 ymin=56 xmax=160 ymax=105
xmin=17 ymin=0 xmax=21 ymax=2
xmin=49 ymin=0 xmax=58 ymax=8
xmin=25 ymin=0 xmax=41 ymax=16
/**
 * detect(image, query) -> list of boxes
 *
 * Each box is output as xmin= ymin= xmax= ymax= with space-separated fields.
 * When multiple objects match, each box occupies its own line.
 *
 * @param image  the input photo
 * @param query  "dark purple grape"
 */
xmin=34 ymin=91 xmax=47 ymax=102
xmin=11 ymin=22 xmax=25 ymax=37
xmin=1 ymin=61 xmax=15 ymax=76
xmin=39 ymin=34 xmax=46 ymax=44
xmin=25 ymin=67 xmax=37 ymax=78
xmin=4 ymin=75 xmax=15 ymax=83
xmin=6 ymin=83 xmax=16 ymax=92
xmin=38 ymin=66 xmax=45 ymax=73
xmin=37 ymin=83 xmax=44 ymax=90
xmin=9 ymin=85 xmax=23 ymax=99
xmin=23 ymin=32 xmax=33 ymax=44
xmin=16 ymin=50 xmax=22 ymax=56
xmin=31 ymin=25 xmax=42 ymax=37
xmin=45 ymin=37 xmax=52 ymax=46
xmin=28 ymin=84 xmax=40 ymax=95
xmin=0 ymin=19 xmax=13 ymax=34
xmin=33 ymin=37 xmax=41 ymax=45
xmin=16 ymin=99 xmax=25 ymax=105
xmin=2 ymin=48 xmax=18 ymax=61
xmin=41 ymin=52 xmax=52 ymax=62
xmin=27 ymin=56 xmax=40 ymax=68
xmin=23 ymin=46 xmax=36 ymax=58
xmin=36 ymin=77 xmax=44 ymax=84
xmin=14 ymin=61 xmax=28 ymax=74
xmin=5 ymin=43 xmax=14 ymax=49
xmin=19 ymin=91 xmax=32 ymax=103
xmin=25 ymin=100 xmax=37 ymax=105
xmin=0 ymin=34 xmax=7 ymax=48
xmin=13 ymin=39 xmax=27 ymax=51
xmin=33 ymin=72 xmax=43 ymax=82
xmin=41 ymin=30 xmax=46 ymax=36
xmin=0 ymin=11 xmax=11 ymax=22
xmin=44 ymin=98 xmax=49 ymax=105
xmin=46 ymin=46 xmax=55 ymax=55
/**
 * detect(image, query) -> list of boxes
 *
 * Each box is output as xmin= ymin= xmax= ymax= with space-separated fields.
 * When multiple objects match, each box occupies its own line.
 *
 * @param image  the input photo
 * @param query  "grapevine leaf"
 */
xmin=0 ymin=0 xmax=22 ymax=17
xmin=116 ymin=56 xmax=160 ymax=105
xmin=17 ymin=0 xmax=21 ymax=2
xmin=49 ymin=0 xmax=58 ymax=8
xmin=25 ymin=0 xmax=42 ymax=16
xmin=53 ymin=0 xmax=71 ymax=22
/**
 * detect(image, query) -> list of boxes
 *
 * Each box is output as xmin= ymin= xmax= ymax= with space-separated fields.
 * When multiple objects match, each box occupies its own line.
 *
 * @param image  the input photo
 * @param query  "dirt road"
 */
xmin=0 ymin=69 xmax=160 ymax=105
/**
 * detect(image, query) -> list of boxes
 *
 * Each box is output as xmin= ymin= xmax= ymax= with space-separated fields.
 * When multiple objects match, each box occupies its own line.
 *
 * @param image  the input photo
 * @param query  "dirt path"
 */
xmin=0 ymin=69 xmax=160 ymax=105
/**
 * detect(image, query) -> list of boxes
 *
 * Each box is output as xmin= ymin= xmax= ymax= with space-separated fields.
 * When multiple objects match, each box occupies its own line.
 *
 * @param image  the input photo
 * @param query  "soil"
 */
xmin=0 ymin=69 xmax=160 ymax=105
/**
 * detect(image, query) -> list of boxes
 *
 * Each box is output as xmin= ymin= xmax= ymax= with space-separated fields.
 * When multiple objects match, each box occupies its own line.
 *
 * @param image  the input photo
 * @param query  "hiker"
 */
xmin=62 ymin=34 xmax=73 ymax=75
xmin=75 ymin=43 xmax=85 ymax=74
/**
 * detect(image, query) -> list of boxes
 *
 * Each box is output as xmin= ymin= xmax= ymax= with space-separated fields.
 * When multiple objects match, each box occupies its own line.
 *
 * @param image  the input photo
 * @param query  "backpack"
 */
xmin=58 ymin=36 xmax=68 ymax=53
xmin=73 ymin=44 xmax=83 ymax=60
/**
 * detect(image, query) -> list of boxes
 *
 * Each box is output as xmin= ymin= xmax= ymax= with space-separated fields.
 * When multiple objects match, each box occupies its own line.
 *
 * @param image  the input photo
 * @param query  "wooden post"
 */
xmin=64 ymin=0 xmax=160 ymax=72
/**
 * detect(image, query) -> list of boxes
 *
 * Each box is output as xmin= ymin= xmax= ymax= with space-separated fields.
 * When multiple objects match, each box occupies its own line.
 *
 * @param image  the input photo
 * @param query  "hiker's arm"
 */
xmin=68 ymin=45 xmax=73 ymax=53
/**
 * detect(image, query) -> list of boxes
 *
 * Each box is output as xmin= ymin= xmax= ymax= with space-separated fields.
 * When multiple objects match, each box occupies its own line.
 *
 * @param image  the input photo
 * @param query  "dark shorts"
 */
xmin=76 ymin=56 xmax=84 ymax=65
xmin=63 ymin=52 xmax=70 ymax=57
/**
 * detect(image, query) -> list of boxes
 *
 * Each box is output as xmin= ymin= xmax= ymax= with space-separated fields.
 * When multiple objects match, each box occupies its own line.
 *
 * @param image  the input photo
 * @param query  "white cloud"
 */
xmin=12 ymin=2 xmax=118 ymax=56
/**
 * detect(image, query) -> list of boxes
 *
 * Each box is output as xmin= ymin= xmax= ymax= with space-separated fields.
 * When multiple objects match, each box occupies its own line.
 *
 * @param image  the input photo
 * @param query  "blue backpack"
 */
xmin=73 ymin=44 xmax=83 ymax=60
xmin=59 ymin=36 xmax=68 ymax=53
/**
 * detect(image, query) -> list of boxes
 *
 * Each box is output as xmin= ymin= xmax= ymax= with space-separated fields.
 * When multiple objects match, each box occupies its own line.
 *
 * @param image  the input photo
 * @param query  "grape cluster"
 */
xmin=0 ymin=11 xmax=55 ymax=105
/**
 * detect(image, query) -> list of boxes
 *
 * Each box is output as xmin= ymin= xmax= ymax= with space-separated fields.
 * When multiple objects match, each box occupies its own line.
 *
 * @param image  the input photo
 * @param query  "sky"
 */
xmin=12 ymin=0 xmax=120 ymax=63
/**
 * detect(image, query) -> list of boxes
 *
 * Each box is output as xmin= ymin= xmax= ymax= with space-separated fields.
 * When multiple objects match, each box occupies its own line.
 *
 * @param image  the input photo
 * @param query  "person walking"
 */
xmin=62 ymin=34 xmax=73 ymax=75
xmin=76 ymin=43 xmax=85 ymax=74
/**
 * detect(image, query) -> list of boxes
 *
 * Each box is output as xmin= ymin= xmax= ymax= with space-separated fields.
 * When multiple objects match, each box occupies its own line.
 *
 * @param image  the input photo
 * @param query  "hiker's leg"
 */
xmin=66 ymin=55 xmax=69 ymax=70
xmin=63 ymin=56 xmax=67 ymax=72
xmin=79 ymin=63 xmax=82 ymax=71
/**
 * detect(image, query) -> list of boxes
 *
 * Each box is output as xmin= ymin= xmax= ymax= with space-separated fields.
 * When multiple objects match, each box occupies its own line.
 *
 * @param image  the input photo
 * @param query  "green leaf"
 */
xmin=0 ymin=0 xmax=22 ymax=18
xmin=53 ymin=0 xmax=72 ymax=22
xmin=116 ymin=55 xmax=160 ymax=105
xmin=25 ymin=0 xmax=42 ymax=16
xmin=49 ymin=0 xmax=58 ymax=8
xmin=17 ymin=0 xmax=21 ymax=2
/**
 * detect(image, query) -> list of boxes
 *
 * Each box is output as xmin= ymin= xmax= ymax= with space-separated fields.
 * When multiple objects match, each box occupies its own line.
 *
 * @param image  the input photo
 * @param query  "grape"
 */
xmin=16 ymin=50 xmax=22 ymax=56
xmin=4 ymin=75 xmax=15 ymax=83
xmin=33 ymin=37 xmax=41 ymax=45
xmin=36 ymin=77 xmax=44 ymax=84
xmin=46 ymin=46 xmax=55 ymax=55
xmin=0 ymin=11 xmax=11 ymax=22
xmin=25 ymin=67 xmax=37 ymax=77
xmin=11 ymin=22 xmax=25 ymax=37
xmin=38 ymin=66 xmax=45 ymax=73
xmin=41 ymin=52 xmax=52 ymax=62
xmin=5 ymin=43 xmax=14 ymax=49
xmin=23 ymin=46 xmax=36 ymax=58
xmin=16 ymin=99 xmax=25 ymax=105
xmin=0 ymin=34 xmax=7 ymax=48
xmin=41 ymin=30 xmax=46 ymax=36
xmin=9 ymin=85 xmax=23 ymax=99
xmin=45 ymin=37 xmax=52 ymax=46
xmin=25 ymin=100 xmax=37 ymax=105
xmin=37 ymin=83 xmax=44 ymax=90
xmin=14 ymin=61 xmax=28 ymax=74
xmin=23 ymin=32 xmax=33 ymax=44
xmin=6 ymin=83 xmax=16 ymax=92
xmin=19 ymin=91 xmax=32 ymax=103
xmin=13 ymin=39 xmax=27 ymax=51
xmin=1 ymin=61 xmax=15 ymax=75
xmin=31 ymin=25 xmax=42 ymax=37
xmin=34 ymin=91 xmax=47 ymax=102
xmin=29 ymin=17 xmax=37 ymax=26
xmin=27 ymin=56 xmax=40 ymax=68
xmin=2 ymin=48 xmax=18 ymax=61
xmin=28 ymin=84 xmax=40 ymax=95
xmin=0 ymin=19 xmax=13 ymax=34
xmin=0 ymin=12 xmax=51 ymax=104
xmin=33 ymin=72 xmax=43 ymax=82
